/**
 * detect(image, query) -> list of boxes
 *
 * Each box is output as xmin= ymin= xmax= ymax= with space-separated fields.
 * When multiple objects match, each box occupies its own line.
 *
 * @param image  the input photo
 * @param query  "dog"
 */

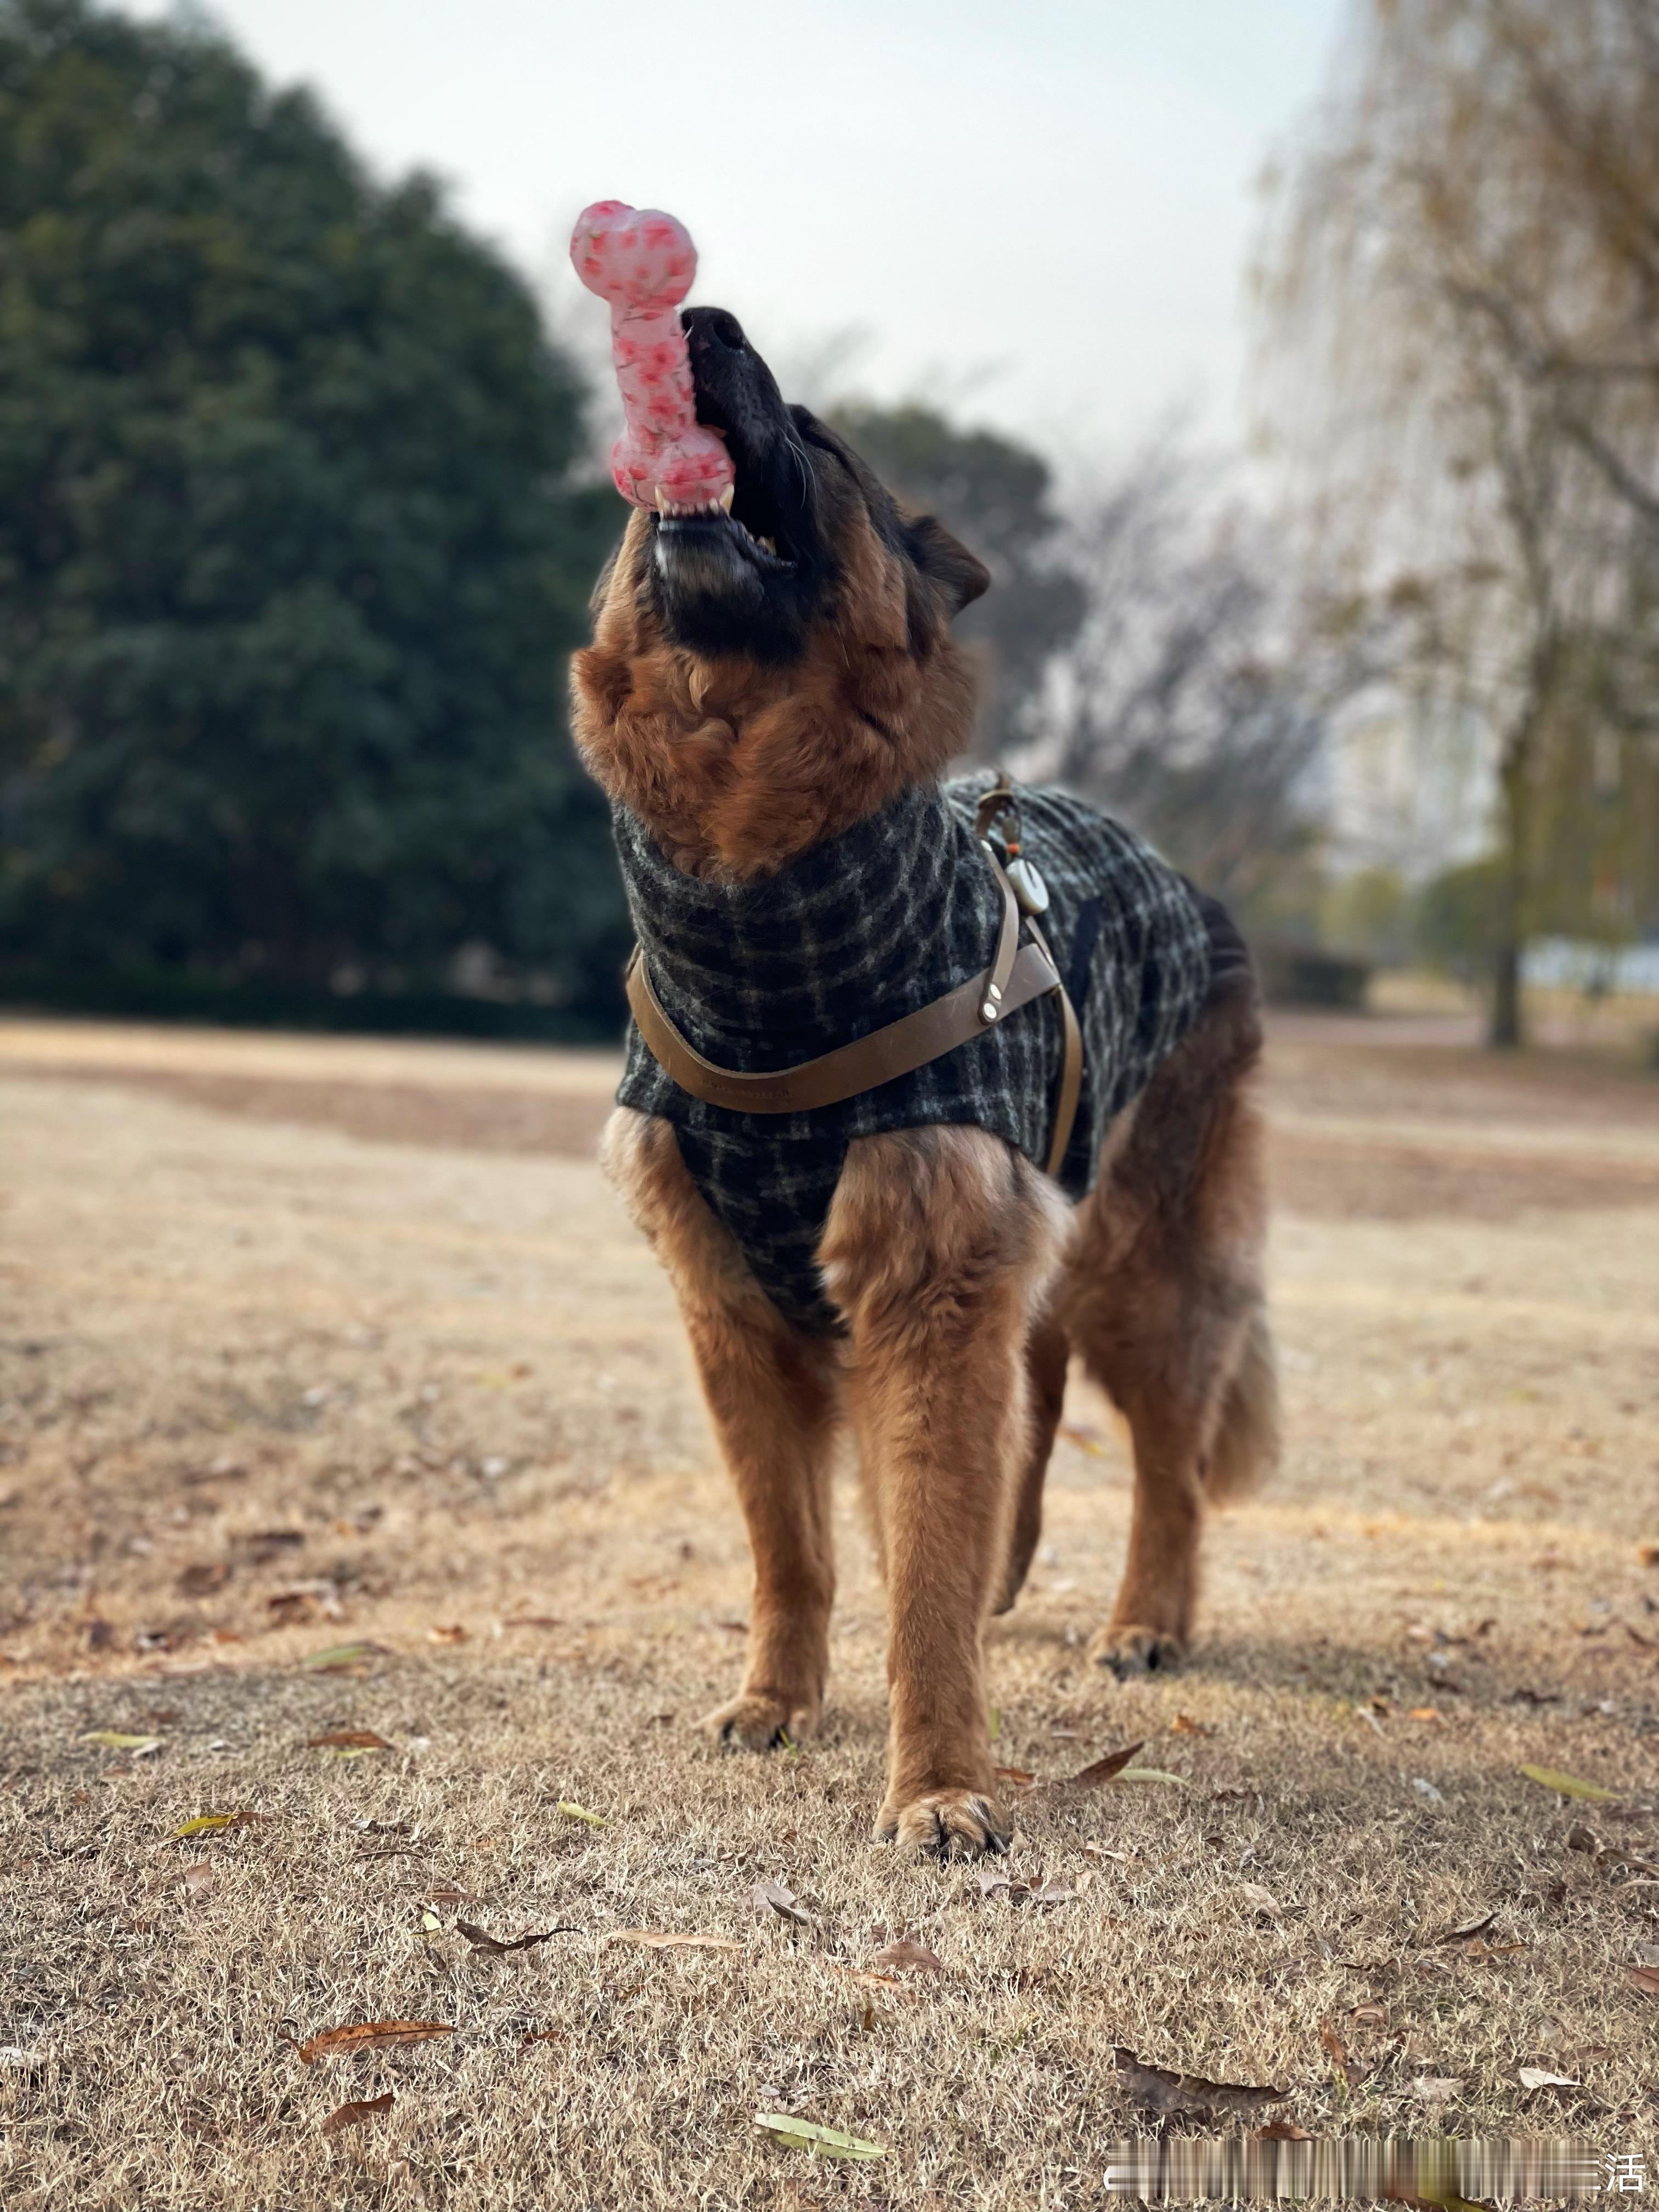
xmin=569 ymin=304 xmax=1277 ymax=1860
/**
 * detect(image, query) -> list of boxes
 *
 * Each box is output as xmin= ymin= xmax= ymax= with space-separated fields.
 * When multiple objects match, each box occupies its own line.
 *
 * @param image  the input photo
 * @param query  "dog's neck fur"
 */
xmin=569 ymin=509 xmax=978 ymax=884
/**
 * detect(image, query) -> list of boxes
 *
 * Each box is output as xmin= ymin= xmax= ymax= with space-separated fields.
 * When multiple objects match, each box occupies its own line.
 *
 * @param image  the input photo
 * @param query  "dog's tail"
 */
xmin=1205 ymin=1302 xmax=1279 ymax=1506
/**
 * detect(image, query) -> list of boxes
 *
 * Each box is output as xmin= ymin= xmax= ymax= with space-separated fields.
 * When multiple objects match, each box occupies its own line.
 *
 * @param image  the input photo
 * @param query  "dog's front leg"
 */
xmin=602 ymin=1110 xmax=840 ymax=1747
xmin=822 ymin=1128 xmax=1066 ymax=1859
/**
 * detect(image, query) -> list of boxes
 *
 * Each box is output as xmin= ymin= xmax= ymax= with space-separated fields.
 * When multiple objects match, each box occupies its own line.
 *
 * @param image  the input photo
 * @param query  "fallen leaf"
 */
xmin=283 ymin=2020 xmax=452 ymax=2063
xmin=1435 ymin=1910 xmax=1497 ymax=1944
xmin=455 ymin=1920 xmax=578 ymax=1956
xmin=1407 ymin=1707 xmax=1442 ymax=1724
xmin=1411 ymin=1777 xmax=1443 ymax=1804
xmin=1119 ymin=1767 xmax=1188 ymax=1786
xmin=503 ymin=1615 xmax=561 ymax=1630
xmin=171 ymin=1812 xmax=247 ymax=1841
xmin=1170 ymin=1714 xmax=1214 ymax=1736
xmin=556 ymin=1801 xmax=606 ymax=1827
xmin=428 ymin=1624 xmax=467 ymax=1645
xmin=752 ymin=1879 xmax=814 ymax=1927
xmin=1629 ymin=1966 xmax=1659 ymax=1998
xmin=421 ymin=1909 xmax=442 ymax=1933
xmin=320 ymin=2091 xmax=394 ymax=2136
xmin=1321 ymin=2022 xmax=1363 ymax=2089
xmin=305 ymin=1729 xmax=392 ymax=1752
xmin=1256 ymin=2120 xmax=1312 ymax=2141
xmin=1519 ymin=1765 xmax=1617 ymax=1802
xmin=868 ymin=1939 xmax=943 ymax=1975
xmin=833 ymin=1964 xmax=905 ymax=1991
xmin=977 ymin=1869 xmax=1024 ymax=1899
xmin=1565 ymin=1821 xmax=1599 ymax=1853
xmin=519 ymin=2028 xmax=567 ymax=2051
xmin=1114 ymin=2047 xmax=1288 ymax=2118
xmin=994 ymin=1765 xmax=1037 ymax=1790
xmin=80 ymin=1730 xmax=161 ymax=1753
xmin=179 ymin=1860 xmax=213 ymax=1898
xmin=753 ymin=2114 xmax=885 ymax=2162
xmin=1350 ymin=2004 xmax=1387 ymax=2027
xmin=598 ymin=1929 xmax=739 ymax=1953
xmin=1517 ymin=2066 xmax=1578 ymax=2090
xmin=300 ymin=1643 xmax=384 ymax=1673
xmin=1412 ymin=2075 xmax=1464 ymax=2104
xmin=1059 ymin=1422 xmax=1110 ymax=1457
xmin=177 ymin=1561 xmax=232 ymax=1598
xmin=1029 ymin=1882 xmax=1078 ymax=1907
xmin=1062 ymin=1740 xmax=1144 ymax=1790
xmin=1240 ymin=1882 xmax=1283 ymax=1917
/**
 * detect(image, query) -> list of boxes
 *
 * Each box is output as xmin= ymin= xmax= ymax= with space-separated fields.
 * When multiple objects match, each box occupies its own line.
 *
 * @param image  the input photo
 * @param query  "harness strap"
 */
xmin=624 ymin=827 xmax=1085 ymax=1178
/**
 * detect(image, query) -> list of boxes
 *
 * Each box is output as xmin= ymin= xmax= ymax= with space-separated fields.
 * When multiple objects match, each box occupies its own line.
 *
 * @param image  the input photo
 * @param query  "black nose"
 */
xmin=698 ymin=309 xmax=747 ymax=353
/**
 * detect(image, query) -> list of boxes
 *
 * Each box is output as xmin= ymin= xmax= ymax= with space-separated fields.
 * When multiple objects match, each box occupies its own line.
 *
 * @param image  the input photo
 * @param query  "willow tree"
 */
xmin=1257 ymin=0 xmax=1659 ymax=1045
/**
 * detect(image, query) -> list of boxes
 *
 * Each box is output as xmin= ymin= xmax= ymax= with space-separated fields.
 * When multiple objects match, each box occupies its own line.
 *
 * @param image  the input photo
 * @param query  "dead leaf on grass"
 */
xmin=428 ymin=1624 xmax=467 ymax=1645
xmin=1435 ymin=1910 xmax=1497 ymax=1944
xmin=455 ymin=1920 xmax=578 ymax=1956
xmin=752 ymin=1878 xmax=815 ymax=1927
xmin=868 ymin=1939 xmax=943 ymax=1975
xmin=1114 ymin=2047 xmax=1287 ymax=2118
xmin=599 ymin=1929 xmax=738 ymax=1954
xmin=1629 ymin=1966 xmax=1659 ymax=1998
xmin=994 ymin=1765 xmax=1037 ymax=1790
xmin=1320 ymin=2022 xmax=1363 ymax=2089
xmin=1170 ymin=1714 xmax=1213 ymax=1736
xmin=753 ymin=2114 xmax=885 ymax=2162
xmin=177 ymin=1561 xmax=231 ymax=1598
xmin=556 ymin=1801 xmax=606 ymax=1827
xmin=320 ymin=2090 xmax=394 ymax=2136
xmin=305 ymin=1729 xmax=392 ymax=1752
xmin=171 ymin=1812 xmax=248 ymax=1841
xmin=1412 ymin=2075 xmax=1464 ymax=2104
xmin=1519 ymin=1765 xmax=1617 ymax=1802
xmin=519 ymin=2028 xmax=567 ymax=2051
xmin=1029 ymin=1881 xmax=1078 ymax=1907
xmin=1350 ymin=2003 xmax=1387 ymax=2027
xmin=80 ymin=1730 xmax=162 ymax=1753
xmin=1517 ymin=2066 xmax=1578 ymax=2090
xmin=1256 ymin=2120 xmax=1313 ymax=2141
xmin=1061 ymin=1740 xmax=1144 ymax=1790
xmin=1119 ymin=1767 xmax=1188 ymax=1786
xmin=283 ymin=2021 xmax=452 ymax=2063
xmin=1239 ymin=1881 xmax=1283 ymax=1917
xmin=301 ymin=1643 xmax=385 ymax=1674
xmin=179 ymin=1861 xmax=213 ymax=1898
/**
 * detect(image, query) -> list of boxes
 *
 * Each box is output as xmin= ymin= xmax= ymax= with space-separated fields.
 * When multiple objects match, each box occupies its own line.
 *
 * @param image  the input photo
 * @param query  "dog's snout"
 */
xmin=698 ymin=309 xmax=747 ymax=354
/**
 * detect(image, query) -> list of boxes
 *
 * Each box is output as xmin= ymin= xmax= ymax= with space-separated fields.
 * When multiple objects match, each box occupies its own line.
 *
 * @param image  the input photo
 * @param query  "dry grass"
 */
xmin=2 ymin=1008 xmax=1657 ymax=2209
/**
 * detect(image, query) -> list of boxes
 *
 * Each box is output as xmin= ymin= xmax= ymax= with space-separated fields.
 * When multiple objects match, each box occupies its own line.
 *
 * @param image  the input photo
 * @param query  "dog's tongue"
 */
xmin=570 ymin=201 xmax=735 ymax=513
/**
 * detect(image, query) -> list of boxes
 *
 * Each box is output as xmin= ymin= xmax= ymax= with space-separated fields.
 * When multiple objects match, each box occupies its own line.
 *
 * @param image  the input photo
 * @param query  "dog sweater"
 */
xmin=612 ymin=772 xmax=1220 ymax=1335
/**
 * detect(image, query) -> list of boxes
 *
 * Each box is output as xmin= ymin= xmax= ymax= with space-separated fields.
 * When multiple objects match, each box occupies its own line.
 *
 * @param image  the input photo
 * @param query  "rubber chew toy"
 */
xmin=569 ymin=200 xmax=736 ymax=514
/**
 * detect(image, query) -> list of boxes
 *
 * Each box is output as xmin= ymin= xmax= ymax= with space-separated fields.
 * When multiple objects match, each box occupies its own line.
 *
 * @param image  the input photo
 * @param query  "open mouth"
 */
xmin=653 ymin=483 xmax=797 ymax=574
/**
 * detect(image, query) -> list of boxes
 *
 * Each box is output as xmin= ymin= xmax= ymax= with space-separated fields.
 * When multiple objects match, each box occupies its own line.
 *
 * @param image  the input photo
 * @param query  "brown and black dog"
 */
xmin=570 ymin=306 xmax=1277 ymax=1859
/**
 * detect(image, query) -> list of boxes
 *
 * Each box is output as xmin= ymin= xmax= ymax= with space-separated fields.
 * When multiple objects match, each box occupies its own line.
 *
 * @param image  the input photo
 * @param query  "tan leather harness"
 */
xmin=624 ymin=780 xmax=1085 ymax=1180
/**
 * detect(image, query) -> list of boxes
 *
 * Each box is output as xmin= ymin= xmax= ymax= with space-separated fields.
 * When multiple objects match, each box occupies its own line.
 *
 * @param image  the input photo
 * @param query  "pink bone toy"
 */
xmin=569 ymin=200 xmax=736 ymax=514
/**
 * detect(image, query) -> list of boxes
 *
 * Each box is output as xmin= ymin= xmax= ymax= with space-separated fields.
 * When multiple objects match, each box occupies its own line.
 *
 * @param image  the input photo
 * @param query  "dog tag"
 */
xmin=1006 ymin=856 xmax=1049 ymax=916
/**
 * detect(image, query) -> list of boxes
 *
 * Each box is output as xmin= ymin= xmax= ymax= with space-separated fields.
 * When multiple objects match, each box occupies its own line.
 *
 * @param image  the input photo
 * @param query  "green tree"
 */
xmin=0 ymin=0 xmax=625 ymax=1014
xmin=827 ymin=400 xmax=1085 ymax=760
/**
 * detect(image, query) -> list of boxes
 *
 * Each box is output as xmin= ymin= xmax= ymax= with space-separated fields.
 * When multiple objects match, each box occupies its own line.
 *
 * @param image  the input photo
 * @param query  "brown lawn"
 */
xmin=1 ymin=1006 xmax=1656 ymax=2208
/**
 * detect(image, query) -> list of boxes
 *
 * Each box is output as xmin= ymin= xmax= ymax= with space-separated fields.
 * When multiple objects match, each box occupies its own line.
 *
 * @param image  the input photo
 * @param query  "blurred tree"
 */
xmin=1017 ymin=430 xmax=1394 ymax=939
xmin=1321 ymin=865 xmax=1411 ymax=964
xmin=1257 ymin=0 xmax=1659 ymax=1047
xmin=827 ymin=400 xmax=1086 ymax=761
xmin=0 ymin=0 xmax=625 ymax=1015
xmin=1413 ymin=856 xmax=1505 ymax=985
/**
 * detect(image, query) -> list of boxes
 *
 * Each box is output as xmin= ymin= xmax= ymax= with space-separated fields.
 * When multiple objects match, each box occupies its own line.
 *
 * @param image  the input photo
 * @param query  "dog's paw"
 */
xmin=699 ymin=1691 xmax=816 ymax=1751
xmin=1087 ymin=1623 xmax=1186 ymax=1679
xmin=873 ymin=1788 xmax=1011 ymax=1861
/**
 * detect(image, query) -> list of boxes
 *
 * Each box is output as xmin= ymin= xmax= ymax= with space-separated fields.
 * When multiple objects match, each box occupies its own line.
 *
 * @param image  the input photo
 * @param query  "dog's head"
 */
xmin=645 ymin=306 xmax=990 ymax=663
xmin=572 ymin=308 xmax=992 ymax=879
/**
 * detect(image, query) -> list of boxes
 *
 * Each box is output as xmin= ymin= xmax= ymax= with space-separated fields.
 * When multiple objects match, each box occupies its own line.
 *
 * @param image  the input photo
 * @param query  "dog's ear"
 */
xmin=904 ymin=514 xmax=991 ymax=616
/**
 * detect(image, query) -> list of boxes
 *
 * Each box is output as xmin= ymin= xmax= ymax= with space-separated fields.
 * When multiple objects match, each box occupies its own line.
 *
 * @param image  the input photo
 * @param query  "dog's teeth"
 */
xmin=654 ymin=487 xmax=669 ymax=515
xmin=718 ymin=484 xmax=735 ymax=512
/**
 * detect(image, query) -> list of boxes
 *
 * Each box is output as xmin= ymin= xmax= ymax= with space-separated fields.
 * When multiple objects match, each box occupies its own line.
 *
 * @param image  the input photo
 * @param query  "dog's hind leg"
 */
xmin=993 ymin=1310 xmax=1069 ymax=1616
xmin=601 ymin=1109 xmax=842 ymax=1748
xmin=1058 ymin=979 xmax=1277 ymax=1679
xmin=822 ymin=1128 xmax=1068 ymax=1858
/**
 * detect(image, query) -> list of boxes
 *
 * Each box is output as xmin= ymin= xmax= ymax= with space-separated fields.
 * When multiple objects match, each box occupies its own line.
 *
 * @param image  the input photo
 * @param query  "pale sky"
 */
xmin=131 ymin=0 xmax=1347 ymax=464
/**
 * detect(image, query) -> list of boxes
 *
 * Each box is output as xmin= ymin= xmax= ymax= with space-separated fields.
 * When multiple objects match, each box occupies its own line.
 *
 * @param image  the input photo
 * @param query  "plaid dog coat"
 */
xmin=613 ymin=772 xmax=1220 ymax=1334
